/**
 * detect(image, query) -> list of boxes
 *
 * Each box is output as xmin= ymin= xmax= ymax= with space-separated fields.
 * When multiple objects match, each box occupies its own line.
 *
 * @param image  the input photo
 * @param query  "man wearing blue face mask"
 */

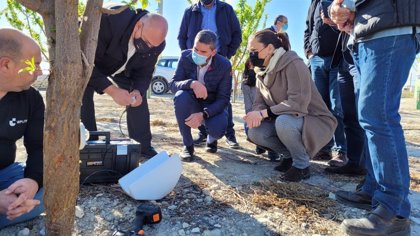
xmin=81 ymin=6 xmax=167 ymax=158
xmin=171 ymin=30 xmax=232 ymax=162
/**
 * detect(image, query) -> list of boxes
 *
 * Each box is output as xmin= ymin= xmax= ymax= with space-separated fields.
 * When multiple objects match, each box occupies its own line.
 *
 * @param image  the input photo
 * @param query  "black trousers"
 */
xmin=81 ymin=77 xmax=152 ymax=151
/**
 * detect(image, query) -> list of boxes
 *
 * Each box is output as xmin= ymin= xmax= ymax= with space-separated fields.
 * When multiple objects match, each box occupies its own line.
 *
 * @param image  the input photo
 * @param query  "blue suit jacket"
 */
xmin=177 ymin=0 xmax=241 ymax=59
xmin=170 ymin=50 xmax=232 ymax=118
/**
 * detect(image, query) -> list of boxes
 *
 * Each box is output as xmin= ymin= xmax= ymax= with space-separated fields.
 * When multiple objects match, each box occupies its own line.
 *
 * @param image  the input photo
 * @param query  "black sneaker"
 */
xmin=325 ymin=163 xmax=367 ymax=176
xmin=280 ymin=166 xmax=310 ymax=182
xmin=274 ymin=158 xmax=293 ymax=172
xmin=141 ymin=146 xmax=158 ymax=159
xmin=341 ymin=205 xmax=411 ymax=236
xmin=226 ymin=138 xmax=239 ymax=149
xmin=255 ymin=146 xmax=266 ymax=155
xmin=193 ymin=135 xmax=206 ymax=146
xmin=180 ymin=145 xmax=195 ymax=162
xmin=268 ymin=151 xmax=281 ymax=162
xmin=205 ymin=140 xmax=218 ymax=153
xmin=335 ymin=190 xmax=372 ymax=210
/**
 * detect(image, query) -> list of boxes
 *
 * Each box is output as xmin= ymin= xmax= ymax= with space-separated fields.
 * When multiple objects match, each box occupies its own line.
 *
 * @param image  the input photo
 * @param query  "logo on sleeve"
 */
xmin=9 ymin=118 xmax=28 ymax=127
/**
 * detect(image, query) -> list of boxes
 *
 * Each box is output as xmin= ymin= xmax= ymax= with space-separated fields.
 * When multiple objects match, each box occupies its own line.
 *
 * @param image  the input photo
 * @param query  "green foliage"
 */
xmin=18 ymin=56 xmax=36 ymax=74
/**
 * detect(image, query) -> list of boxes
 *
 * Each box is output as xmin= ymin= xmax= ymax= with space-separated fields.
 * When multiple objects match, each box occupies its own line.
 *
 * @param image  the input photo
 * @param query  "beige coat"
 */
xmin=252 ymin=50 xmax=337 ymax=157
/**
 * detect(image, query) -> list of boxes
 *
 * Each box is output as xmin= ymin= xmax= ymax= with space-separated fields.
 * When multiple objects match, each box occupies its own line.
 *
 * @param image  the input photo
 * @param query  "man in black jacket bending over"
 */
xmin=0 ymin=28 xmax=45 ymax=228
xmin=81 ymin=7 xmax=168 ymax=158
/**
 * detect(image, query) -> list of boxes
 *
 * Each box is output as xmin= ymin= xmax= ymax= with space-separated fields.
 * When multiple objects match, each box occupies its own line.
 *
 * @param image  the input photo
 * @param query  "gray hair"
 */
xmin=194 ymin=30 xmax=217 ymax=50
xmin=0 ymin=30 xmax=23 ymax=62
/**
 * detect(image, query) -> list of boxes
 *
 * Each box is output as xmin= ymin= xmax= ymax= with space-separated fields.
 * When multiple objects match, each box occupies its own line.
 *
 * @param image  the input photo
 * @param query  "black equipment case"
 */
xmin=79 ymin=131 xmax=142 ymax=184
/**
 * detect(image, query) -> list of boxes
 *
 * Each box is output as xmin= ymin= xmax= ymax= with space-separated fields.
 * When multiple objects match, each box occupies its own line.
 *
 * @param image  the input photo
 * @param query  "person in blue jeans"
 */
xmin=305 ymin=0 xmax=347 ymax=165
xmin=0 ymin=28 xmax=45 ymax=229
xmin=171 ymin=30 xmax=232 ymax=162
xmin=330 ymin=0 xmax=420 ymax=235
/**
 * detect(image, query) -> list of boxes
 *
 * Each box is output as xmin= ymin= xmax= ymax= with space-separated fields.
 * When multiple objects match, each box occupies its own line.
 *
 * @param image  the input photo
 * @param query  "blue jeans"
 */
xmin=310 ymin=55 xmax=346 ymax=153
xmin=174 ymin=90 xmax=228 ymax=147
xmin=353 ymin=33 xmax=419 ymax=218
xmin=0 ymin=163 xmax=44 ymax=229
xmin=337 ymin=60 xmax=366 ymax=168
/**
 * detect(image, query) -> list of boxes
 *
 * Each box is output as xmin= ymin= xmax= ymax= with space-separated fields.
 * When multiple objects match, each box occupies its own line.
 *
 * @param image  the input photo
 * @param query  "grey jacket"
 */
xmin=354 ymin=0 xmax=420 ymax=40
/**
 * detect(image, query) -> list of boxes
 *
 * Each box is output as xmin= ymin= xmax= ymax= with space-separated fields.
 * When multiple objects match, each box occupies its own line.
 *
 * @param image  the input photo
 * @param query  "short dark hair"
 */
xmin=274 ymin=15 xmax=287 ymax=25
xmin=253 ymin=29 xmax=291 ymax=51
xmin=0 ymin=34 xmax=22 ymax=62
xmin=195 ymin=30 xmax=217 ymax=50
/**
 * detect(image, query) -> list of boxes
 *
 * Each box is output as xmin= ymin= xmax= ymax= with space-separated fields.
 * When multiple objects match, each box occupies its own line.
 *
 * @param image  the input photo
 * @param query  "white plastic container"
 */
xmin=119 ymin=151 xmax=182 ymax=200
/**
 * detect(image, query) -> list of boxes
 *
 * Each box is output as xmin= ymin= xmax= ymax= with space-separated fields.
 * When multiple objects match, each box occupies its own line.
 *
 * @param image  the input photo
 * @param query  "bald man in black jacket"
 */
xmin=81 ymin=7 xmax=167 ymax=158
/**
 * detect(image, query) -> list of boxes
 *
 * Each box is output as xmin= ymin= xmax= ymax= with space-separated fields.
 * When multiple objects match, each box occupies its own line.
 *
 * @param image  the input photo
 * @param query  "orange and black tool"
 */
xmin=133 ymin=203 xmax=162 ymax=235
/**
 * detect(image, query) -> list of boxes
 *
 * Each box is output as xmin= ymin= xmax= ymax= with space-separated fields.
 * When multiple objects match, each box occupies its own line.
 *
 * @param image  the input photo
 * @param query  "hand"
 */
xmin=243 ymin=111 xmax=263 ymax=128
xmin=321 ymin=10 xmax=336 ymax=26
xmin=129 ymin=89 xmax=143 ymax=107
xmin=190 ymin=81 xmax=208 ymax=99
xmin=330 ymin=0 xmax=355 ymax=32
xmin=185 ymin=112 xmax=204 ymax=129
xmin=4 ymin=178 xmax=40 ymax=220
xmin=104 ymin=85 xmax=133 ymax=106
xmin=0 ymin=189 xmax=18 ymax=215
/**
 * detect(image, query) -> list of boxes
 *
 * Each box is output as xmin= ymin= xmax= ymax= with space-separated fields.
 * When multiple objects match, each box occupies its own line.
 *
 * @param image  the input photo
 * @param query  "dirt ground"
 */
xmin=1 ymin=91 xmax=419 ymax=236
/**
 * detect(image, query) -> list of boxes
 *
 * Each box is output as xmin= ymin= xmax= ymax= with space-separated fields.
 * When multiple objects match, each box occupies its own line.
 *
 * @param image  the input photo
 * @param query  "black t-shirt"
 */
xmin=0 ymin=87 xmax=45 ymax=187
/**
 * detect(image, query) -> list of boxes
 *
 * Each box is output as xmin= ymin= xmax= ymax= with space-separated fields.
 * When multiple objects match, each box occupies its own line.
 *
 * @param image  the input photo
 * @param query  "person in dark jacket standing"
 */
xmin=177 ymin=0 xmax=241 ymax=149
xmin=0 ymin=28 xmax=45 ymax=228
xmin=171 ymin=30 xmax=232 ymax=162
xmin=304 ymin=0 xmax=347 ymax=166
xmin=81 ymin=7 xmax=167 ymax=158
xmin=330 ymin=0 xmax=420 ymax=235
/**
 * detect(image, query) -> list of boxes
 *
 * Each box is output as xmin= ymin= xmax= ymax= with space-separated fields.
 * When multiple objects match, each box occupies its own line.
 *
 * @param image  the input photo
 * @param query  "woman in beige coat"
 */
xmin=244 ymin=30 xmax=337 ymax=182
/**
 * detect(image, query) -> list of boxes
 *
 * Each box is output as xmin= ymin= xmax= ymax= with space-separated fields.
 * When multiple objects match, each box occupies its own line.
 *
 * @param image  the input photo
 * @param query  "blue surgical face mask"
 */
xmin=282 ymin=23 xmax=288 ymax=32
xmin=192 ymin=51 xmax=208 ymax=66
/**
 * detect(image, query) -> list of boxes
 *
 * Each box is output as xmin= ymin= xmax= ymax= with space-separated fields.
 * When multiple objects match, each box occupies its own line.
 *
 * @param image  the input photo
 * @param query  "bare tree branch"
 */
xmin=16 ymin=0 xmax=52 ymax=15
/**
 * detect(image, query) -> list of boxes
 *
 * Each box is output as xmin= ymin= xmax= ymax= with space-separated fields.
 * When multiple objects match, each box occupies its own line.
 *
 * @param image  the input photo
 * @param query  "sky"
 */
xmin=0 ymin=0 xmax=311 ymax=59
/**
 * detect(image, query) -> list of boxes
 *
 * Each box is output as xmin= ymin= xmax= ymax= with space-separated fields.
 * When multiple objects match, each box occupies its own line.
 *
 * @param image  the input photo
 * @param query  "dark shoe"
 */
xmin=141 ymin=146 xmax=158 ymax=159
xmin=274 ymin=158 xmax=293 ymax=172
xmin=335 ymin=190 xmax=372 ymax=210
xmin=328 ymin=151 xmax=348 ymax=167
xmin=226 ymin=137 xmax=239 ymax=149
xmin=341 ymin=205 xmax=411 ymax=236
xmin=193 ymin=135 xmax=206 ymax=146
xmin=268 ymin=151 xmax=281 ymax=162
xmin=255 ymin=146 xmax=266 ymax=155
xmin=205 ymin=140 xmax=218 ymax=153
xmin=180 ymin=145 xmax=194 ymax=162
xmin=325 ymin=163 xmax=367 ymax=176
xmin=312 ymin=150 xmax=332 ymax=160
xmin=280 ymin=166 xmax=310 ymax=182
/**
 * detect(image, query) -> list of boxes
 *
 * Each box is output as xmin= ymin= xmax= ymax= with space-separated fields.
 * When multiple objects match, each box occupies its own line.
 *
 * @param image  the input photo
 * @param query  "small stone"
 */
xmin=75 ymin=206 xmax=84 ymax=218
xmin=95 ymin=193 xmax=103 ymax=197
xmin=191 ymin=227 xmax=200 ymax=233
xmin=209 ymin=229 xmax=222 ymax=236
xmin=182 ymin=222 xmax=190 ymax=228
xmin=204 ymin=196 xmax=213 ymax=203
xmin=328 ymin=192 xmax=336 ymax=200
xmin=214 ymin=224 xmax=222 ymax=228
xmin=178 ymin=229 xmax=186 ymax=236
xmin=168 ymin=205 xmax=177 ymax=210
xmin=196 ymin=199 xmax=203 ymax=203
xmin=301 ymin=223 xmax=309 ymax=230
xmin=17 ymin=228 xmax=30 ymax=236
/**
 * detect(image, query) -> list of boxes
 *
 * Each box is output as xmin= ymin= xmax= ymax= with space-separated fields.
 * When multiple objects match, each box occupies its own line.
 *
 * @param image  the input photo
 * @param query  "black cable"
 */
xmin=119 ymin=108 xmax=128 ymax=138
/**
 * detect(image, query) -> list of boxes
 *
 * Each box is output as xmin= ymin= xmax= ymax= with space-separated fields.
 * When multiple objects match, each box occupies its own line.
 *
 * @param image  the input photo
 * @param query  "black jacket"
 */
xmin=177 ymin=0 xmax=242 ymax=59
xmin=354 ymin=0 xmax=420 ymax=40
xmin=0 ymin=88 xmax=44 ymax=188
xmin=89 ymin=8 xmax=165 ymax=95
xmin=304 ymin=0 xmax=320 ymax=58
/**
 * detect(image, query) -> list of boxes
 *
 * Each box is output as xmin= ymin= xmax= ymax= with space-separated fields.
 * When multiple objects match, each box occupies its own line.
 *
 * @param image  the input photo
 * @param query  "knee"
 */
xmin=248 ymin=127 xmax=264 ymax=145
xmin=174 ymin=90 xmax=194 ymax=105
xmin=275 ymin=115 xmax=300 ymax=137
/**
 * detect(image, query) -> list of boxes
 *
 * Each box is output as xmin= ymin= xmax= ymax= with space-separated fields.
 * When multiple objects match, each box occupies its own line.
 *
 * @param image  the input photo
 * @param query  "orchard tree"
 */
xmin=1 ymin=0 xmax=150 ymax=235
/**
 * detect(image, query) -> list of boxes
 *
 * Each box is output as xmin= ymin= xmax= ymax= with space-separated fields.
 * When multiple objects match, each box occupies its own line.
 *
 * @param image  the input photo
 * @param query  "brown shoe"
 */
xmin=327 ymin=151 xmax=348 ymax=167
xmin=312 ymin=150 xmax=332 ymax=160
xmin=280 ymin=166 xmax=310 ymax=182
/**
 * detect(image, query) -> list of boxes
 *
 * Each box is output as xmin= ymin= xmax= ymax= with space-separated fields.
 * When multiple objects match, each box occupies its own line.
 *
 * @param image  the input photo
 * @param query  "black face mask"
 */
xmin=249 ymin=51 xmax=265 ymax=68
xmin=200 ymin=0 xmax=214 ymax=5
xmin=134 ymin=37 xmax=151 ymax=53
